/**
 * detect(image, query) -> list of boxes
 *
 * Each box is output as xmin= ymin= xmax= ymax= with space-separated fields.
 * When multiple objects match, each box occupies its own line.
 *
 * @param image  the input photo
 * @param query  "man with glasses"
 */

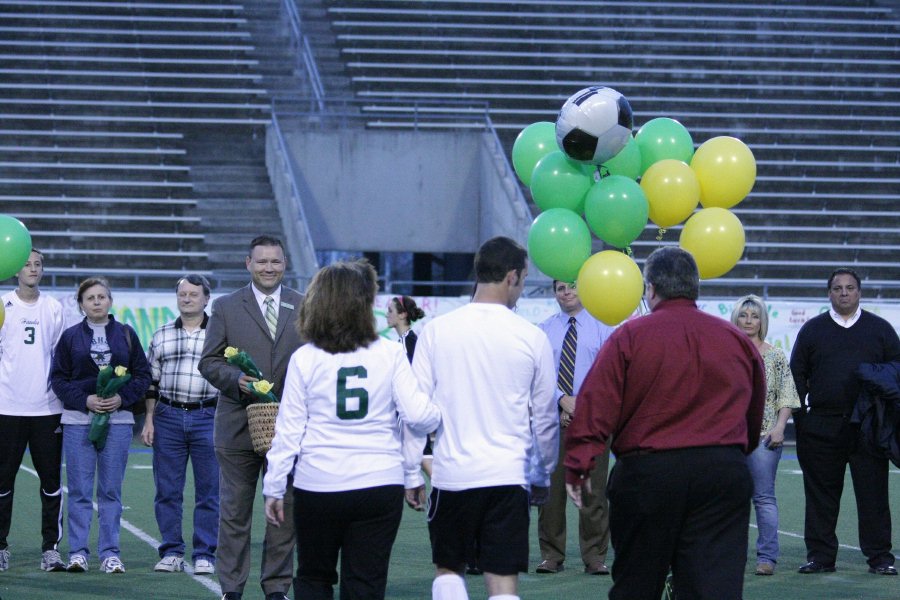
xmin=535 ymin=280 xmax=613 ymax=576
xmin=790 ymin=268 xmax=900 ymax=575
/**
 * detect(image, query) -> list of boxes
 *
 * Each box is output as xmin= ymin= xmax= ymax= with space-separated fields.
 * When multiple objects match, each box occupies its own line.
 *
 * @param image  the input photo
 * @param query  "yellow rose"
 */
xmin=114 ymin=366 xmax=128 ymax=377
xmin=253 ymin=380 xmax=274 ymax=394
xmin=224 ymin=347 xmax=238 ymax=358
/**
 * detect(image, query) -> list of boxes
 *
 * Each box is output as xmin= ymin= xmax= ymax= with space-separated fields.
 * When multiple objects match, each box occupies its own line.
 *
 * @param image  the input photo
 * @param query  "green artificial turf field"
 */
xmin=1 ymin=444 xmax=897 ymax=600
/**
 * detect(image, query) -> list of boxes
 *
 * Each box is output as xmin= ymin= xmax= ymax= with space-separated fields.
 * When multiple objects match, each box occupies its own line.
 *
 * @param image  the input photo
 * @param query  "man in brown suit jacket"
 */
xmin=199 ymin=236 xmax=304 ymax=600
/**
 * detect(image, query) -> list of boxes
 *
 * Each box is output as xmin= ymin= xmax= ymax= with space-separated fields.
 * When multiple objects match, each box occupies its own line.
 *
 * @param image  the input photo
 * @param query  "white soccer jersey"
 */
xmin=0 ymin=291 xmax=64 ymax=416
xmin=412 ymin=302 xmax=559 ymax=491
xmin=263 ymin=337 xmax=441 ymax=498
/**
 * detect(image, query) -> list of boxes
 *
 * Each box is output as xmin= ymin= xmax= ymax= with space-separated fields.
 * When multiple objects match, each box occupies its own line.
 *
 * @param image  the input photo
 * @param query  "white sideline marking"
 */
xmin=749 ymin=523 xmax=861 ymax=552
xmin=785 ymin=468 xmax=900 ymax=475
xmin=21 ymin=464 xmax=221 ymax=597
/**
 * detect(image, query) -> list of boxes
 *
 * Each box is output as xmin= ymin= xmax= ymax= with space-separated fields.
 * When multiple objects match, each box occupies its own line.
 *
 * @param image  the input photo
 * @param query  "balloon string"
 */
xmin=623 ymin=246 xmax=634 ymax=257
xmin=656 ymin=228 xmax=667 ymax=241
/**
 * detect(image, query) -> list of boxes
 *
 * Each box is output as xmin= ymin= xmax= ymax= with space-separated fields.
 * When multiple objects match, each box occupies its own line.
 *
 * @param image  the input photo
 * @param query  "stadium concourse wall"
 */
xmin=265 ymin=125 xmax=531 ymax=256
xmin=44 ymin=291 xmax=900 ymax=356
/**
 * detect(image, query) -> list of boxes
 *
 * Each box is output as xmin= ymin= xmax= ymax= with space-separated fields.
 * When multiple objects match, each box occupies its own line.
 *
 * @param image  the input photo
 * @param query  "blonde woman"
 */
xmin=731 ymin=294 xmax=800 ymax=576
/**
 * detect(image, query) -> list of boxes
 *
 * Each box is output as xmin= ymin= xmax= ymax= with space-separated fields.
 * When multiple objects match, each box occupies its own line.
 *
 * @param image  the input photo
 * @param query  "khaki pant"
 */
xmin=537 ymin=429 xmax=610 ymax=566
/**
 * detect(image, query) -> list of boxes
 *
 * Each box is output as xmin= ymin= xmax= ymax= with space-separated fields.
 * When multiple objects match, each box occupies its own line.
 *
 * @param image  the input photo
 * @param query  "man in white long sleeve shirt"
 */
xmin=413 ymin=236 xmax=558 ymax=600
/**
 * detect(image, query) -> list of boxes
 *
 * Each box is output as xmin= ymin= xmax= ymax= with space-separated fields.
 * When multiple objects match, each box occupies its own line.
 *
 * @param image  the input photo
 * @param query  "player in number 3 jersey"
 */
xmin=263 ymin=260 xmax=441 ymax=600
xmin=0 ymin=249 xmax=65 ymax=572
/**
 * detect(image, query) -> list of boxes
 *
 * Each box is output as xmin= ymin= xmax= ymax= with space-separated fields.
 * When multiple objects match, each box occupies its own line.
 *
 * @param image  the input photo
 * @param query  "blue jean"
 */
xmin=63 ymin=423 xmax=131 ymax=560
xmin=746 ymin=436 xmax=783 ymax=565
xmin=152 ymin=402 xmax=219 ymax=561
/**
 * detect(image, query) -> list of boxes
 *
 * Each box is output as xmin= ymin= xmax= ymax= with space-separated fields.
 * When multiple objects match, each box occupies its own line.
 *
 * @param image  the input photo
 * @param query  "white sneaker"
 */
xmin=67 ymin=554 xmax=88 ymax=572
xmin=101 ymin=555 xmax=125 ymax=574
xmin=41 ymin=549 xmax=66 ymax=572
xmin=154 ymin=555 xmax=184 ymax=572
xmin=193 ymin=557 xmax=215 ymax=575
xmin=0 ymin=548 xmax=9 ymax=571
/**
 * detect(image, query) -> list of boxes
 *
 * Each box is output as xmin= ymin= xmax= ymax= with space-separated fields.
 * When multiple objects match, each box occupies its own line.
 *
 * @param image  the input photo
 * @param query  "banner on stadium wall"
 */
xmin=52 ymin=291 xmax=900 ymax=353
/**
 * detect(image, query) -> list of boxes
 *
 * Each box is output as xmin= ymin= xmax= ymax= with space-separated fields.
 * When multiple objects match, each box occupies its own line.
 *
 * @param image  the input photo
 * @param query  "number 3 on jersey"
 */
xmin=336 ymin=366 xmax=368 ymax=419
xmin=24 ymin=326 xmax=36 ymax=345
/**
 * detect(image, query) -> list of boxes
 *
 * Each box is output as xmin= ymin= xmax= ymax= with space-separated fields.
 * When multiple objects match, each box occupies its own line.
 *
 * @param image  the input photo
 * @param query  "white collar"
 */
xmin=829 ymin=306 xmax=861 ymax=329
xmin=252 ymin=284 xmax=282 ymax=311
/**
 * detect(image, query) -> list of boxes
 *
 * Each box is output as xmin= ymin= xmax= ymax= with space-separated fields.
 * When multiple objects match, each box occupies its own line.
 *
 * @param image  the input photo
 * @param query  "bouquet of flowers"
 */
xmin=225 ymin=347 xmax=280 ymax=455
xmin=249 ymin=379 xmax=278 ymax=404
xmin=224 ymin=347 xmax=278 ymax=405
xmin=88 ymin=365 xmax=131 ymax=450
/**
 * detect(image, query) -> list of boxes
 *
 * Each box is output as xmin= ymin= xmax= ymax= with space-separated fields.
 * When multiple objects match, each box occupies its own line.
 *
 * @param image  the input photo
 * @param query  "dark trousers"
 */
xmin=538 ymin=428 xmax=610 ymax=565
xmin=796 ymin=413 xmax=894 ymax=567
xmin=607 ymin=446 xmax=752 ymax=600
xmin=0 ymin=414 xmax=63 ymax=552
xmin=292 ymin=485 xmax=404 ymax=600
xmin=215 ymin=447 xmax=295 ymax=596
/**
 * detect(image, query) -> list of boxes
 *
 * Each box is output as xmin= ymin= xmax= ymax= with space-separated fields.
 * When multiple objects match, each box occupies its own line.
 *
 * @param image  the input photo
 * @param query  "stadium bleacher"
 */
xmin=0 ymin=0 xmax=290 ymax=290
xmin=302 ymin=0 xmax=900 ymax=298
xmin=0 ymin=0 xmax=897 ymax=298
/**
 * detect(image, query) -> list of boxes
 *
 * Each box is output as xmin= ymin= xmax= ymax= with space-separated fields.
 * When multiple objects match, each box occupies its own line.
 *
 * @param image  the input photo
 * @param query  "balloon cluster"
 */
xmin=0 ymin=215 xmax=33 ymax=326
xmin=513 ymin=87 xmax=756 ymax=325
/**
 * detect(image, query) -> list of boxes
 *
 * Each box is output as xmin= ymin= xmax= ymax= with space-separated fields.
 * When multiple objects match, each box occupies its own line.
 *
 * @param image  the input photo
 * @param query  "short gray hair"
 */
xmin=176 ymin=274 xmax=211 ymax=297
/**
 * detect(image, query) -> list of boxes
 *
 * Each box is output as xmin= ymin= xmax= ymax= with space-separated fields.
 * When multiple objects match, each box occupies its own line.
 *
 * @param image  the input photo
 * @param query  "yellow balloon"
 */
xmin=0 ymin=300 xmax=4 ymax=329
xmin=679 ymin=208 xmax=745 ymax=279
xmin=576 ymin=251 xmax=643 ymax=326
xmin=690 ymin=136 xmax=756 ymax=209
xmin=640 ymin=159 xmax=700 ymax=228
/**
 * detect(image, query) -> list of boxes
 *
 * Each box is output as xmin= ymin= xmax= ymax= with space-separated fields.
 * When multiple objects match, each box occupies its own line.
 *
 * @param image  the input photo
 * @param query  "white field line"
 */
xmin=21 ymin=464 xmax=221 ymax=597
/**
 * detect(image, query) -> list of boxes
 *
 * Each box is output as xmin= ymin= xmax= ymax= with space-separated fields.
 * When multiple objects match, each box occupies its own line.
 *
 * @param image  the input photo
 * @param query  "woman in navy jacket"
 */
xmin=50 ymin=277 xmax=150 ymax=574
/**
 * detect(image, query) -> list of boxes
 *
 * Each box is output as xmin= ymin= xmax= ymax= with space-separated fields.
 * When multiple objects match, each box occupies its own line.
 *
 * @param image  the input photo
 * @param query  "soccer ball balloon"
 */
xmin=556 ymin=86 xmax=634 ymax=165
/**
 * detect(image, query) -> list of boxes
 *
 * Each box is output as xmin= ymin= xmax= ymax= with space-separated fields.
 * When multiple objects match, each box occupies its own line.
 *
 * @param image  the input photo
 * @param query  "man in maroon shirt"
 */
xmin=564 ymin=247 xmax=766 ymax=600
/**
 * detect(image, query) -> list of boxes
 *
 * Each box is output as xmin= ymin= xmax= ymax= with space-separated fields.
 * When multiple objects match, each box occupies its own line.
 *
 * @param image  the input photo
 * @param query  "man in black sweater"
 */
xmin=790 ymin=268 xmax=900 ymax=576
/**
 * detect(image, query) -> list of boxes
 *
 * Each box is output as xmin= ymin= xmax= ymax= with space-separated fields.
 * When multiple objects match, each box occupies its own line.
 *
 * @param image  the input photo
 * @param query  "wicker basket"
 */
xmin=246 ymin=402 xmax=280 ymax=456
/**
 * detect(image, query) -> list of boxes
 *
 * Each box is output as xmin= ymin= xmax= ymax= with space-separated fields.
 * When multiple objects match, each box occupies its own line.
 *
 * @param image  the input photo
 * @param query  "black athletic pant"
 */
xmin=0 ymin=414 xmax=63 ymax=552
xmin=796 ymin=412 xmax=894 ymax=568
xmin=292 ymin=484 xmax=404 ymax=600
xmin=607 ymin=446 xmax=752 ymax=600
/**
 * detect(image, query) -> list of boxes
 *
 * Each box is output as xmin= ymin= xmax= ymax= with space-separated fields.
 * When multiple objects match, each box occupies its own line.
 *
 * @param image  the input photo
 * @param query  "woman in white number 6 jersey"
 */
xmin=263 ymin=260 xmax=441 ymax=600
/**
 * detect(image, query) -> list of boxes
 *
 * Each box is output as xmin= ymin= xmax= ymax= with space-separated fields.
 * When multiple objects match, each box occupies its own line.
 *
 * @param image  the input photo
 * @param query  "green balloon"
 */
xmin=0 ymin=215 xmax=32 ymax=280
xmin=584 ymin=176 xmax=649 ymax=249
xmin=527 ymin=208 xmax=592 ymax=282
xmin=600 ymin=136 xmax=641 ymax=180
xmin=530 ymin=151 xmax=593 ymax=214
xmin=634 ymin=117 xmax=694 ymax=175
xmin=512 ymin=121 xmax=558 ymax=186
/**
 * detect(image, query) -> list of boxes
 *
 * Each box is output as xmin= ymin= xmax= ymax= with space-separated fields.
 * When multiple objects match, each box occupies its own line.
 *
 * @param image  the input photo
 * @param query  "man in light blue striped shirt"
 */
xmin=535 ymin=280 xmax=614 ymax=576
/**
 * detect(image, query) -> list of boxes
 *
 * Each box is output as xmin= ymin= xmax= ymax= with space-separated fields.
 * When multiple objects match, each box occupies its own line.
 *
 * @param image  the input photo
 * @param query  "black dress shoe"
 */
xmin=221 ymin=594 xmax=242 ymax=600
xmin=798 ymin=561 xmax=836 ymax=574
xmin=869 ymin=564 xmax=898 ymax=575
